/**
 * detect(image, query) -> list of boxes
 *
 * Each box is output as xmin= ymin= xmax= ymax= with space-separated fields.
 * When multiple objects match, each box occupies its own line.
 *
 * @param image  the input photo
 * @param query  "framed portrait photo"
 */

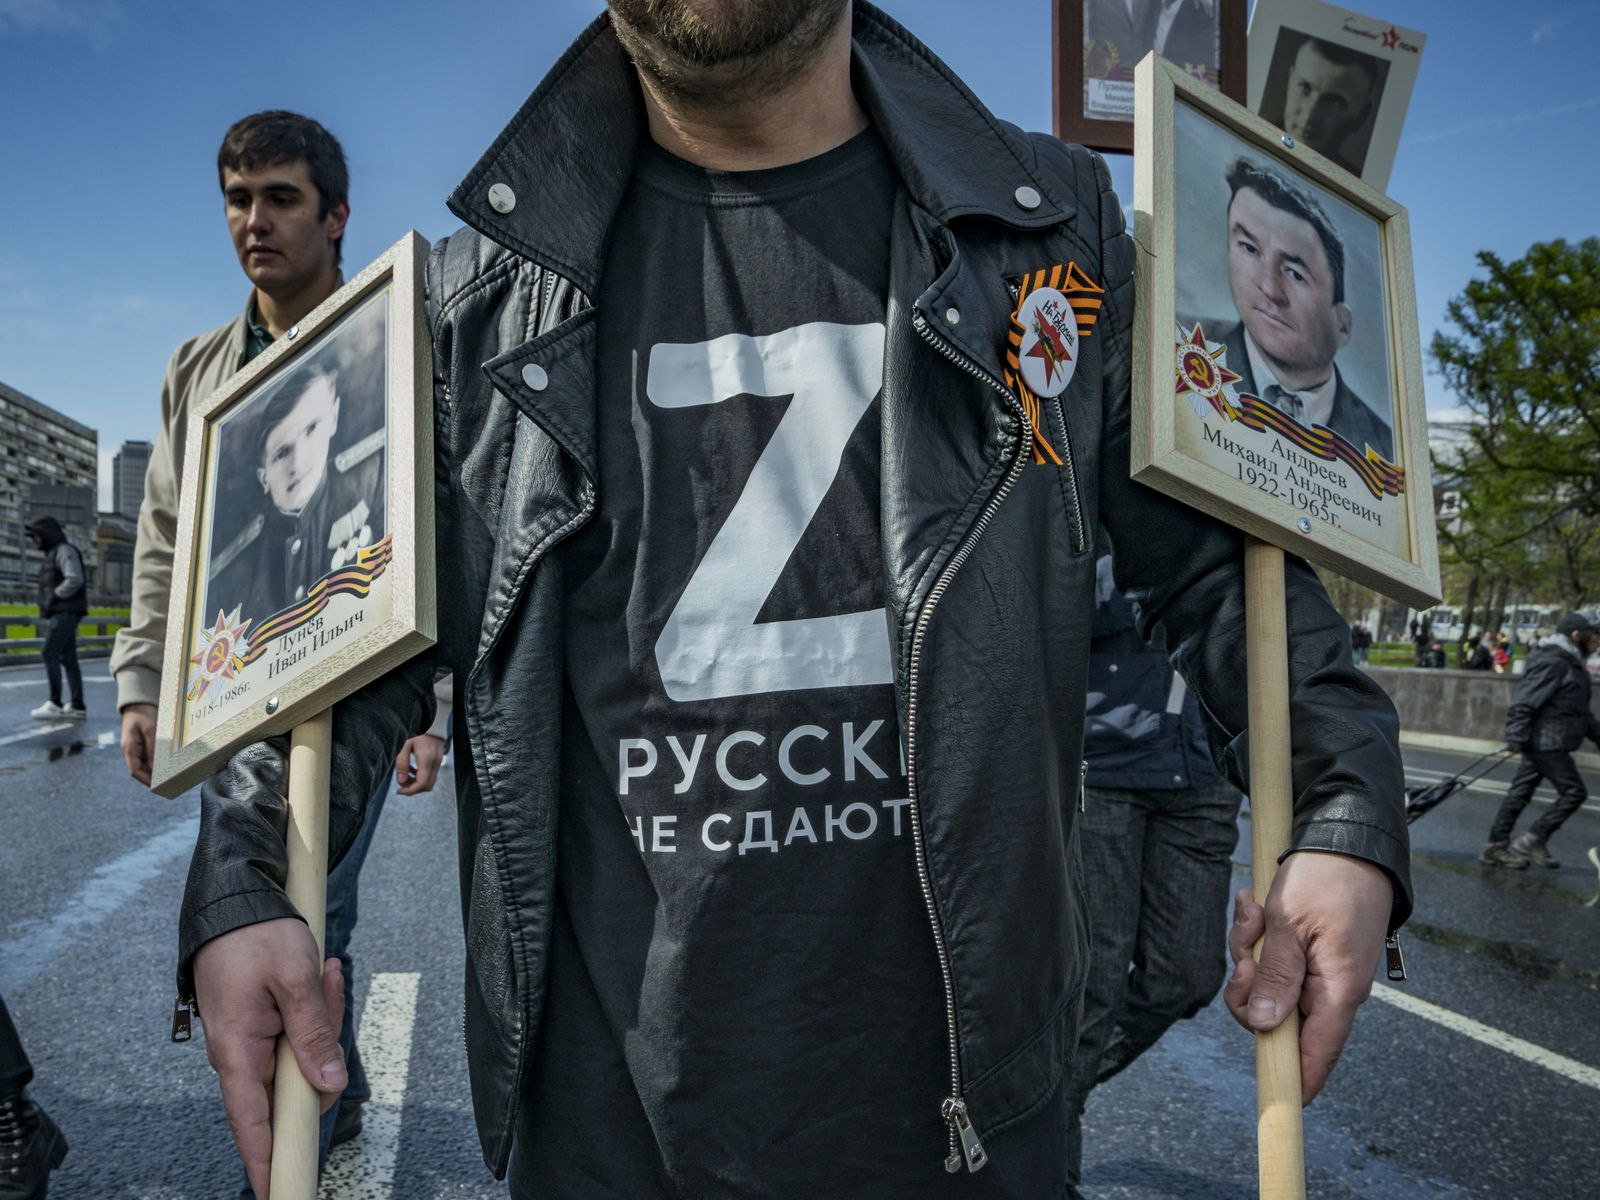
xmin=1054 ymin=0 xmax=1245 ymax=153
xmin=151 ymin=231 xmax=436 ymax=798
xmin=1130 ymin=55 xmax=1439 ymax=608
xmin=1248 ymin=0 xmax=1426 ymax=191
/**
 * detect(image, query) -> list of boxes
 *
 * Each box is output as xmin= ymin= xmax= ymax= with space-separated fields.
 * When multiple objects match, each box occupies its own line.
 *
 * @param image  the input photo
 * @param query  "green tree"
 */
xmin=1431 ymin=238 xmax=1600 ymax=613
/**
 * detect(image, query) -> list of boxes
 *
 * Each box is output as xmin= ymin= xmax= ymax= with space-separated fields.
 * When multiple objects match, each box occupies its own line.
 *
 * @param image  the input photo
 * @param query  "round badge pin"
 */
xmin=1016 ymin=285 xmax=1079 ymax=398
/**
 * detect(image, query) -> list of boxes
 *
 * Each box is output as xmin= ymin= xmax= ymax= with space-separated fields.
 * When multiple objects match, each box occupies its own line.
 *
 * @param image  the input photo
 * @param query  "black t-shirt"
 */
xmin=516 ymin=131 xmax=1066 ymax=1199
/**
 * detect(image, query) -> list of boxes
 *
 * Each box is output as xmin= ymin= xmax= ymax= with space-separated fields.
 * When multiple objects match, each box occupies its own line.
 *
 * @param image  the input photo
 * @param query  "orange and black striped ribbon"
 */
xmin=1003 ymin=262 xmax=1105 ymax=465
xmin=238 ymin=534 xmax=395 ymax=666
xmin=1199 ymin=388 xmax=1405 ymax=500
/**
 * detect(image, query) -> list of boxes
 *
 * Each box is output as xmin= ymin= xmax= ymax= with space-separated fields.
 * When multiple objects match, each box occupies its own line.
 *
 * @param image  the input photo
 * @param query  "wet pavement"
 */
xmin=1 ymin=660 xmax=1596 ymax=1198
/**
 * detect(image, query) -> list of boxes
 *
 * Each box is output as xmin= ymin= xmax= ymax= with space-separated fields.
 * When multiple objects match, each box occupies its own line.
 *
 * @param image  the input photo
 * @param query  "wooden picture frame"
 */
xmin=1131 ymin=55 xmax=1439 ymax=608
xmin=1054 ymin=0 xmax=1246 ymax=154
xmin=151 ymin=231 xmax=436 ymax=798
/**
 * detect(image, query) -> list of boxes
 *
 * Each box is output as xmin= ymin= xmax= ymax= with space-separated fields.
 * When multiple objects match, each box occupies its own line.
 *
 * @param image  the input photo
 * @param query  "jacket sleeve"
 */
xmin=176 ymin=256 xmax=462 ymax=999
xmin=176 ymin=661 xmax=436 ymax=1000
xmin=1503 ymin=656 xmax=1562 ymax=746
xmin=55 ymin=545 xmax=85 ymax=598
xmin=110 ymin=351 xmax=183 ymax=711
xmin=1084 ymin=147 xmax=1413 ymax=929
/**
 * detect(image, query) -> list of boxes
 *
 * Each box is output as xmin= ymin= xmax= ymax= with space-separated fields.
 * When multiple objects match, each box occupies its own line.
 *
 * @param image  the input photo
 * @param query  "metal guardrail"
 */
xmin=2 ymin=618 xmax=129 ymax=654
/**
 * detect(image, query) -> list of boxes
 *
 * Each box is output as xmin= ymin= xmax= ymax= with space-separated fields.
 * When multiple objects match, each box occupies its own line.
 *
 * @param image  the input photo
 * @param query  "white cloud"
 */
xmin=1408 ymin=96 xmax=1600 ymax=145
xmin=0 ymin=0 xmax=123 ymax=47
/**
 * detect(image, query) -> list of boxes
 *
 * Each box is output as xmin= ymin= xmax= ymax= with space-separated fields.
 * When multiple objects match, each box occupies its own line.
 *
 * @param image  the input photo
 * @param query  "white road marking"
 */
xmin=0 ymin=722 xmax=76 ymax=747
xmin=319 ymin=971 xmax=421 ymax=1198
xmin=98 ymin=729 xmax=119 ymax=748
xmin=0 ymin=815 xmax=196 ymax=991
xmin=1372 ymin=983 xmax=1600 ymax=1091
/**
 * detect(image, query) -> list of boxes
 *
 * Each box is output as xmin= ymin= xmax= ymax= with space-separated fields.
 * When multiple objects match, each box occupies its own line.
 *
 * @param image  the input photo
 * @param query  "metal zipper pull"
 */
xmin=941 ymin=1097 xmax=988 ymax=1173
xmin=170 ymin=996 xmax=194 ymax=1043
xmin=1079 ymin=760 xmax=1088 ymax=812
xmin=1385 ymin=931 xmax=1407 ymax=982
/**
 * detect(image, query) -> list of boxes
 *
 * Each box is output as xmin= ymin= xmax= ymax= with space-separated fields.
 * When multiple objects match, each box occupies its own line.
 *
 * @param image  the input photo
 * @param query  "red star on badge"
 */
xmin=1025 ymin=307 xmax=1072 ymax=385
xmin=1381 ymin=26 xmax=1400 ymax=48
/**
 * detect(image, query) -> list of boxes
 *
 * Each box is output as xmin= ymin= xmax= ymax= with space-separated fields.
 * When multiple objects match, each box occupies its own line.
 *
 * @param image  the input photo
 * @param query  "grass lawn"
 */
xmin=1 ymin=604 xmax=130 ymax=650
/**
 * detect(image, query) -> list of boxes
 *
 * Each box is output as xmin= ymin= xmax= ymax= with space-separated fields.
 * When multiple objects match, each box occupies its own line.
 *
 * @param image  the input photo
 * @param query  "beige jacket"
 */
xmin=111 ymin=296 xmax=452 ymax=739
xmin=111 ymin=302 xmax=252 ymax=711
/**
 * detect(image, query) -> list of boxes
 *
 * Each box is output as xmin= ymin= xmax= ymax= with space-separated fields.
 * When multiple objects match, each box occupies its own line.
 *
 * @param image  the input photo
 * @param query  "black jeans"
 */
xmin=1490 ymin=749 xmax=1588 ymax=843
xmin=0 ymin=995 xmax=32 ymax=1095
xmin=41 ymin=614 xmax=83 ymax=708
xmin=1064 ymin=779 xmax=1242 ymax=1187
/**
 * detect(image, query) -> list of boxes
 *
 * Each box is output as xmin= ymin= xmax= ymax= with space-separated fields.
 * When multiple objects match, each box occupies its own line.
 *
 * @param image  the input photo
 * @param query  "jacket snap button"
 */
xmin=1014 ymin=185 xmax=1042 ymax=211
xmin=488 ymin=183 xmax=517 ymax=214
xmin=521 ymin=363 xmax=549 ymax=391
xmin=290 ymin=538 xmax=302 ymax=554
xmin=294 ymin=585 xmax=306 ymax=601
xmin=945 ymin=306 xmax=960 ymax=325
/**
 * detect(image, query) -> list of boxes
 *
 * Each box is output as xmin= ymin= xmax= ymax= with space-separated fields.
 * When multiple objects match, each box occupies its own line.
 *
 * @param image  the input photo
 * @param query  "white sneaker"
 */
xmin=64 ymin=705 xmax=87 ymax=721
xmin=30 ymin=700 xmax=65 ymax=720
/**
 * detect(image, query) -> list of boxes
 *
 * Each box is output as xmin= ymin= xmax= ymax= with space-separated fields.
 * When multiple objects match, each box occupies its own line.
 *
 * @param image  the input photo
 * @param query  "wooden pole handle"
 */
xmin=1244 ymin=539 xmax=1306 ymax=1200
xmin=268 ymin=709 xmax=334 ymax=1200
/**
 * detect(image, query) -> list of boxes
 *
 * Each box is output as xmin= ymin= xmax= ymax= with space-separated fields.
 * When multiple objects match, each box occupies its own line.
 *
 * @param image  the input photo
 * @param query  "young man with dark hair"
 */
xmin=110 ymin=110 xmax=445 ymax=1193
xmin=24 ymin=515 xmax=88 ymax=722
xmin=1215 ymin=157 xmax=1394 ymax=459
xmin=217 ymin=109 xmax=351 ymax=268
xmin=180 ymin=8 xmax=1410 ymax=1197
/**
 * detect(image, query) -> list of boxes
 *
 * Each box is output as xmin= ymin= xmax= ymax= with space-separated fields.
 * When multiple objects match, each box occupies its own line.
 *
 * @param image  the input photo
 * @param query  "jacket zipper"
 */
xmin=170 ymin=995 xmax=194 ymax=1043
xmin=908 ymin=307 xmax=1032 ymax=1173
xmin=1385 ymin=930 xmax=1407 ymax=981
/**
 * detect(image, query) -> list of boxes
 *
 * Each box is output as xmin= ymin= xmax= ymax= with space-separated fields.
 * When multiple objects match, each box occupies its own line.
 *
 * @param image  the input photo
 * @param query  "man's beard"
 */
xmin=609 ymin=0 xmax=850 ymax=105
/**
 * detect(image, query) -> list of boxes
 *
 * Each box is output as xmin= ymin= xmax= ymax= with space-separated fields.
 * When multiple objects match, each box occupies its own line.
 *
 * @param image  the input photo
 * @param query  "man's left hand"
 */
xmin=1223 ymin=850 xmax=1393 ymax=1104
xmin=395 ymin=734 xmax=446 ymax=795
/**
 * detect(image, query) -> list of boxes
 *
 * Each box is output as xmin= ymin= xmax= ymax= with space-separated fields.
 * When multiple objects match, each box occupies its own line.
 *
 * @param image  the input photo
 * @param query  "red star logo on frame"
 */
xmin=1381 ymin=26 xmax=1400 ymax=49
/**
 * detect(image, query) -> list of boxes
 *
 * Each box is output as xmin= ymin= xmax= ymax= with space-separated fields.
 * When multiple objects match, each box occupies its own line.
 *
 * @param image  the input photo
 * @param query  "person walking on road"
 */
xmin=1481 ymin=611 xmax=1600 ymax=870
xmin=23 ymin=516 xmax=87 ymax=723
xmin=107 ymin=110 xmax=449 ymax=1191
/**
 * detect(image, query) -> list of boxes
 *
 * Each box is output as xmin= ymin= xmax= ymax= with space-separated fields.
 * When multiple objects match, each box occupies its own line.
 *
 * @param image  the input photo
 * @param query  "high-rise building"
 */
xmin=0 ymin=380 xmax=99 ymax=603
xmin=113 ymin=439 xmax=155 ymax=519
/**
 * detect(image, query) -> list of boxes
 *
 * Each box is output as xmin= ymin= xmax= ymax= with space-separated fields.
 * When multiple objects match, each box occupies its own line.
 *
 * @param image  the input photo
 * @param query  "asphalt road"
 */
xmin=1 ymin=660 xmax=1596 ymax=1199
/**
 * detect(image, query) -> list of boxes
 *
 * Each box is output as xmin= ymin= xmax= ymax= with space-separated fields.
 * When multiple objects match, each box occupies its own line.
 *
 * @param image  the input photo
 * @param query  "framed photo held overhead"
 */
xmin=1054 ymin=0 xmax=1246 ymax=153
xmin=1130 ymin=54 xmax=1439 ymax=608
xmin=150 ymin=231 xmax=436 ymax=798
xmin=1247 ymin=0 xmax=1426 ymax=191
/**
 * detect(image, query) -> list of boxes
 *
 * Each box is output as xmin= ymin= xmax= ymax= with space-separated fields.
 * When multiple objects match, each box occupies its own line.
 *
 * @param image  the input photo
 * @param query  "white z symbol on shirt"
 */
xmin=648 ymin=321 xmax=892 ymax=702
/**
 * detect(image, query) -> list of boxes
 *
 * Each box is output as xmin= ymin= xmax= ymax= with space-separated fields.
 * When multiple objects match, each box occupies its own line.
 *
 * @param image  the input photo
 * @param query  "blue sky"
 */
xmin=1 ymin=0 xmax=1595 ymax=505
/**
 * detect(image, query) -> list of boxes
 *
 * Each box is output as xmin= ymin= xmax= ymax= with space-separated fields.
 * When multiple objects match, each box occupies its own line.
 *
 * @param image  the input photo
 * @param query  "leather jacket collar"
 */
xmin=447 ymin=2 xmax=1075 ymax=296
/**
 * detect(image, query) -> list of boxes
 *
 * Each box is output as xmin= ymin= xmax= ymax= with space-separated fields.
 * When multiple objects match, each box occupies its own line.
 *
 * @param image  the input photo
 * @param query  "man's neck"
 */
xmin=634 ymin=15 xmax=867 ymax=171
xmin=253 ymin=264 xmax=341 ymax=340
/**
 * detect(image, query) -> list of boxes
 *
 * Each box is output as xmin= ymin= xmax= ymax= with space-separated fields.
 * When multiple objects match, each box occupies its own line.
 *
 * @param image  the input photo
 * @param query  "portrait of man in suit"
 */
xmin=1084 ymin=0 xmax=1222 ymax=119
xmin=1213 ymin=157 xmax=1394 ymax=459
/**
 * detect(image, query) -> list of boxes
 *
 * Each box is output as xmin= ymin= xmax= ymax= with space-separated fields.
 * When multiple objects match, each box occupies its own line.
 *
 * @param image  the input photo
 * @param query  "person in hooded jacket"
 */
xmin=1481 ymin=611 xmax=1600 ymax=870
xmin=23 ymin=516 xmax=88 ymax=722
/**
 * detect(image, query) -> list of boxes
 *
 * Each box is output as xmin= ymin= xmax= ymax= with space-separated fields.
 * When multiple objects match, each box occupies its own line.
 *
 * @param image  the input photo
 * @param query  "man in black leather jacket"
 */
xmin=178 ymin=5 xmax=1410 ymax=1195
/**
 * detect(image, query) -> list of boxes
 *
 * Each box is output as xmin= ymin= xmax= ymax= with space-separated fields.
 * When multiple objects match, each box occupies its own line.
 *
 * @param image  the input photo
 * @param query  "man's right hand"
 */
xmin=120 ymin=703 xmax=157 ymax=785
xmin=193 ymin=918 xmax=347 ymax=1199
